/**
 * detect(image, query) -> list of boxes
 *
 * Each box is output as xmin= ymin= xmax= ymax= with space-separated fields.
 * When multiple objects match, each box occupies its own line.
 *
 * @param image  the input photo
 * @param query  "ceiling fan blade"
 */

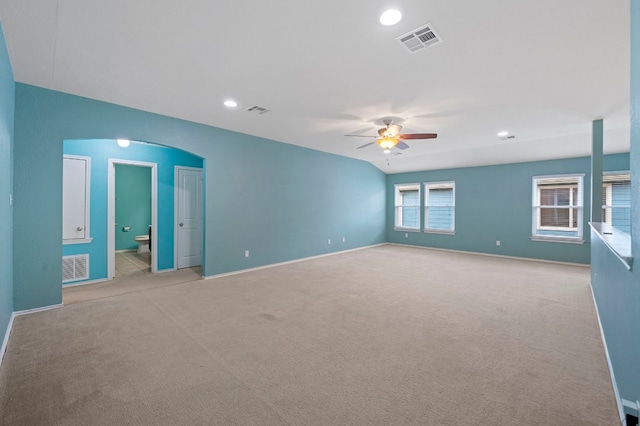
xmin=399 ymin=133 xmax=438 ymax=140
xmin=357 ymin=141 xmax=375 ymax=149
xmin=395 ymin=141 xmax=410 ymax=150
xmin=345 ymin=134 xmax=377 ymax=138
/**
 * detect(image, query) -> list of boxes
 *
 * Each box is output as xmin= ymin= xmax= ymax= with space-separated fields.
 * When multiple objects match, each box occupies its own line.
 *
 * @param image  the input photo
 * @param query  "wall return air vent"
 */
xmin=63 ymin=254 xmax=89 ymax=283
xmin=396 ymin=23 xmax=442 ymax=54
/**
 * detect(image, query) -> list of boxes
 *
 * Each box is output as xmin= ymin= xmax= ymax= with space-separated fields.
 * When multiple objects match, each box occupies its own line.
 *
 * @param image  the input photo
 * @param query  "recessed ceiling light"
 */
xmin=497 ymin=131 xmax=509 ymax=138
xmin=380 ymin=9 xmax=402 ymax=26
xmin=224 ymin=100 xmax=238 ymax=108
xmin=383 ymin=149 xmax=391 ymax=154
xmin=117 ymin=139 xmax=130 ymax=148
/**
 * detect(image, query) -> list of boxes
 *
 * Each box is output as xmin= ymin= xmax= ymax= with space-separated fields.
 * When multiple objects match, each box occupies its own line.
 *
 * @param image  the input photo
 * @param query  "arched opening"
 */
xmin=62 ymin=138 xmax=205 ymax=288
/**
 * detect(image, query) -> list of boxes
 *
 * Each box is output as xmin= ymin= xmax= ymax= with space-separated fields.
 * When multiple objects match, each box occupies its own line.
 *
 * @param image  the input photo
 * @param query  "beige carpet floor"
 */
xmin=0 ymin=245 xmax=618 ymax=425
xmin=63 ymin=266 xmax=202 ymax=305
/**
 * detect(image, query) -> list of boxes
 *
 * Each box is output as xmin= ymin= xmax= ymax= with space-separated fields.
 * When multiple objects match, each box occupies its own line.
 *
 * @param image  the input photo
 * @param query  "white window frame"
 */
xmin=531 ymin=174 xmax=584 ymax=243
xmin=394 ymin=183 xmax=421 ymax=231
xmin=602 ymin=171 xmax=631 ymax=231
xmin=424 ymin=181 xmax=455 ymax=235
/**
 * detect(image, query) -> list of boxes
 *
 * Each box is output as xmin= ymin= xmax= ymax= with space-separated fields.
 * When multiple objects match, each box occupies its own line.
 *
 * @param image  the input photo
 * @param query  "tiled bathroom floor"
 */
xmin=115 ymin=251 xmax=151 ymax=277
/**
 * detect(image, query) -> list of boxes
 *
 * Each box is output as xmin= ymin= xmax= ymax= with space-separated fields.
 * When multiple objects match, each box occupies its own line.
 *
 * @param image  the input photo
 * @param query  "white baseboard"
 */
xmin=203 ymin=244 xmax=385 ymax=280
xmin=0 ymin=312 xmax=15 ymax=370
xmin=589 ymin=284 xmax=625 ymax=424
xmin=63 ymin=277 xmax=109 ymax=288
xmin=62 ymin=267 xmax=178 ymax=289
xmin=387 ymin=242 xmax=590 ymax=268
xmin=64 ymin=276 xmax=138 ymax=289
xmin=14 ymin=304 xmax=63 ymax=316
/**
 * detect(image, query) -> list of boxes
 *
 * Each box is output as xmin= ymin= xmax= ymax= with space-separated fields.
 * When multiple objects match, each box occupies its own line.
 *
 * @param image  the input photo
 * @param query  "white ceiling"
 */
xmin=0 ymin=0 xmax=631 ymax=173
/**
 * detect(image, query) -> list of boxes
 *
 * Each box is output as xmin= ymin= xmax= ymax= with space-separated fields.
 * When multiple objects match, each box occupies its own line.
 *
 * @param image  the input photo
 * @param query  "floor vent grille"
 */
xmin=397 ymin=23 xmax=443 ymax=54
xmin=63 ymin=254 xmax=89 ymax=283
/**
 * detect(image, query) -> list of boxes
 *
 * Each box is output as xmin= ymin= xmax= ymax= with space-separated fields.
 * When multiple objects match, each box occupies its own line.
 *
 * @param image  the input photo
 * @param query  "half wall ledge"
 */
xmin=589 ymin=222 xmax=633 ymax=270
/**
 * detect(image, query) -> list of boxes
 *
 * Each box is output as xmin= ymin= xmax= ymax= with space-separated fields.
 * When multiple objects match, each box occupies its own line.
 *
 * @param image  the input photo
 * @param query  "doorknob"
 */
xmin=76 ymin=226 xmax=83 ymax=231
xmin=179 ymin=222 xmax=184 ymax=227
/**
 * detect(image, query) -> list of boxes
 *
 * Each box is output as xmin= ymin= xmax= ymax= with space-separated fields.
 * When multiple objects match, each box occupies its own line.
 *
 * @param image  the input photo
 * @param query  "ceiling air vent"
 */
xmin=246 ymin=105 xmax=269 ymax=114
xmin=396 ymin=23 xmax=442 ymax=54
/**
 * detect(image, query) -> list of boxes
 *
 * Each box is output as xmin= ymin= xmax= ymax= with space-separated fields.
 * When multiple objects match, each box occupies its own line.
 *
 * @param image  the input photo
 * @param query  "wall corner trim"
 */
xmin=0 ymin=312 xmax=16 ymax=370
xmin=589 ymin=283 xmax=625 ymax=423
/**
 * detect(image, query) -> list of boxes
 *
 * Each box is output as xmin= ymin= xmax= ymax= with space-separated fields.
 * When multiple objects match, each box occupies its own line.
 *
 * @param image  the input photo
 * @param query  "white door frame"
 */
xmin=108 ymin=158 xmax=158 ymax=279
xmin=174 ymin=166 xmax=203 ymax=269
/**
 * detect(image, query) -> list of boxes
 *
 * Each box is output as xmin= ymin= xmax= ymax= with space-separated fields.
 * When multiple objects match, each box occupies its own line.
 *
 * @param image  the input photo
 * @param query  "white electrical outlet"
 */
xmin=245 ymin=250 xmax=249 ymax=257
xmin=496 ymin=240 xmax=501 ymax=246
xmin=328 ymin=239 xmax=331 ymax=245
xmin=342 ymin=237 xmax=345 ymax=243
xmin=405 ymin=233 xmax=408 ymax=238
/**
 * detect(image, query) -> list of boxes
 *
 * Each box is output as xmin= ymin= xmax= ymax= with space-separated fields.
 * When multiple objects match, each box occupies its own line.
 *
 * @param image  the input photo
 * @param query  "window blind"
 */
xmin=394 ymin=184 xmax=420 ymax=229
xmin=532 ymin=174 xmax=583 ymax=241
xmin=425 ymin=182 xmax=455 ymax=232
xmin=602 ymin=173 xmax=631 ymax=233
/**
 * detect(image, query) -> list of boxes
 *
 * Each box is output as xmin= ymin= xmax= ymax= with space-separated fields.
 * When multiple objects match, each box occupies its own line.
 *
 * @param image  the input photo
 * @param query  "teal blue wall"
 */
xmin=590 ymin=0 xmax=640 ymax=416
xmin=5 ymin=6 xmax=638 ymax=409
xmin=14 ymin=84 xmax=387 ymax=309
xmin=387 ymin=154 xmax=630 ymax=264
xmin=0 ymin=22 xmax=14 ymax=341
xmin=62 ymin=139 xmax=203 ymax=283
xmin=115 ymin=164 xmax=151 ymax=251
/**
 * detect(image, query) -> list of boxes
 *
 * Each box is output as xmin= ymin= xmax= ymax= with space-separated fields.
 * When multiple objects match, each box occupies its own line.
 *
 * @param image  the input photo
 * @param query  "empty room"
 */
xmin=0 ymin=1 xmax=639 ymax=425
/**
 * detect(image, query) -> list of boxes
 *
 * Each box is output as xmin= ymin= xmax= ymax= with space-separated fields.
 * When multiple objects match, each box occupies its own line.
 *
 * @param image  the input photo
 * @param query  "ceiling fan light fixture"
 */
xmin=380 ymin=9 xmax=402 ymax=26
xmin=377 ymin=137 xmax=398 ymax=150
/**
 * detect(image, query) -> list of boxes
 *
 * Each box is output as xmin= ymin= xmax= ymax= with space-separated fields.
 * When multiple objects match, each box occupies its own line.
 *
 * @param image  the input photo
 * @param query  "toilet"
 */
xmin=134 ymin=235 xmax=150 ymax=254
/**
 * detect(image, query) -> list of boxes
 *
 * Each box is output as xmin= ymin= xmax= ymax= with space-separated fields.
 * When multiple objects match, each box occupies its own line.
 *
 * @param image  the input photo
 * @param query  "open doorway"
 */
xmin=108 ymin=159 xmax=158 ymax=279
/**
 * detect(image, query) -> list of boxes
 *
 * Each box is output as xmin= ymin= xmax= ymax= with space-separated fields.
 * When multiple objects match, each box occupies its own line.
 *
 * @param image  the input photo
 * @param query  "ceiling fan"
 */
xmin=345 ymin=119 xmax=437 ymax=151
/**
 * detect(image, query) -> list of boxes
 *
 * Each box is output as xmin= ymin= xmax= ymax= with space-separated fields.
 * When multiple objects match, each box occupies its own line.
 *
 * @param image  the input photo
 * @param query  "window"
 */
xmin=424 ymin=181 xmax=455 ymax=234
xmin=394 ymin=184 xmax=420 ymax=230
xmin=602 ymin=172 xmax=631 ymax=233
xmin=532 ymin=174 xmax=583 ymax=242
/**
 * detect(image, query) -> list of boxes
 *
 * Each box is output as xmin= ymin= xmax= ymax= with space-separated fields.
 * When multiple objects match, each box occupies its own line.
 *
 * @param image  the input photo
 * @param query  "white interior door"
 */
xmin=176 ymin=167 xmax=202 ymax=269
